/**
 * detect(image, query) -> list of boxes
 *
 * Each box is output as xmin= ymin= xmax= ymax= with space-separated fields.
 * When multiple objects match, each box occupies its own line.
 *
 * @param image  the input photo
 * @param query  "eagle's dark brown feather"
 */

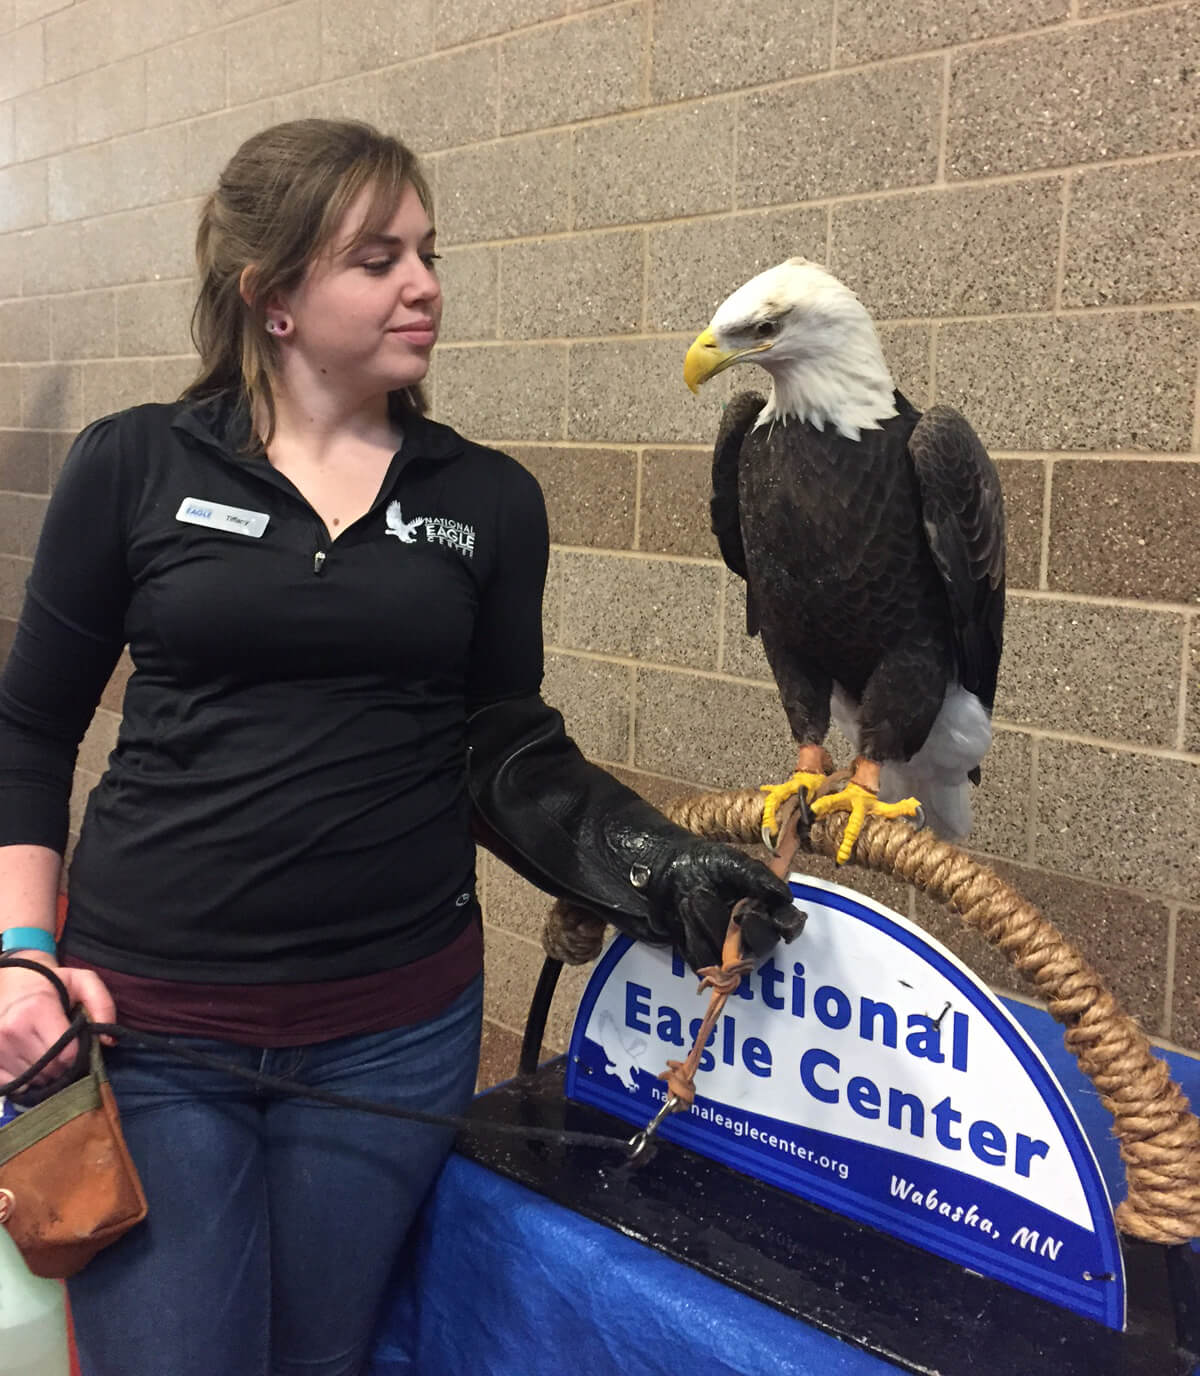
xmin=714 ymin=389 xmax=1005 ymax=784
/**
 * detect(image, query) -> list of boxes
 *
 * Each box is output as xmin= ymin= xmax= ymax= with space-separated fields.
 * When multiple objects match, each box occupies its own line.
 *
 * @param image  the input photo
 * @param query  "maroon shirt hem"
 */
xmin=64 ymin=917 xmax=483 ymax=1048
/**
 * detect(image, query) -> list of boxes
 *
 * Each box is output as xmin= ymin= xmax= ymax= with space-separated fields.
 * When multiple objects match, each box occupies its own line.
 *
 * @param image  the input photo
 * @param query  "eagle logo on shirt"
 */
xmin=385 ymin=500 xmax=424 ymax=543
xmin=384 ymin=499 xmax=477 ymax=558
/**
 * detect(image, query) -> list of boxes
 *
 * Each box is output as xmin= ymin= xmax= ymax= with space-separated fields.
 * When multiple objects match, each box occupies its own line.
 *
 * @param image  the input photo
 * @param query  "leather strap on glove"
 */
xmin=466 ymin=696 xmax=803 ymax=973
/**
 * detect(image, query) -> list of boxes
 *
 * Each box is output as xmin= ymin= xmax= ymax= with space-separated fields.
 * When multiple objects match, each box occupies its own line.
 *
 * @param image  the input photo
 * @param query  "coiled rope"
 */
xmin=542 ymin=787 xmax=1200 ymax=1246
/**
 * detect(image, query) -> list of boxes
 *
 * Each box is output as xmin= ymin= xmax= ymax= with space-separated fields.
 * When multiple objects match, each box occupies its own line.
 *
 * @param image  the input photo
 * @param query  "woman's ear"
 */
xmin=238 ymin=264 xmax=257 ymax=308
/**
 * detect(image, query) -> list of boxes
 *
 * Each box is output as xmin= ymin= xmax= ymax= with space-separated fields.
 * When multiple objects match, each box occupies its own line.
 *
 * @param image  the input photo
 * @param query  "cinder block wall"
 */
xmin=0 ymin=1 xmax=1196 ymax=1083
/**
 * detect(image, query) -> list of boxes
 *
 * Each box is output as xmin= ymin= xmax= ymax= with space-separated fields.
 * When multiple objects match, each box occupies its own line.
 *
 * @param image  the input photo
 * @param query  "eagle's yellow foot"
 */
xmin=760 ymin=772 xmax=826 ymax=850
xmin=809 ymin=782 xmax=922 ymax=865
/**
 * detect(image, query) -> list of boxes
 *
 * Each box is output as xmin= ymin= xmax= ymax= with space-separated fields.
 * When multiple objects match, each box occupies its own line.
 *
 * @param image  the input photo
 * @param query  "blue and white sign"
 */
xmin=565 ymin=875 xmax=1125 ymax=1330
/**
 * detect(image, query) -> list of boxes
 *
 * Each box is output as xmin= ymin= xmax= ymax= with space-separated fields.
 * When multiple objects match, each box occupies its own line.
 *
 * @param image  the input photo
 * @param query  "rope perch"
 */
xmin=542 ymin=786 xmax=1200 ymax=1246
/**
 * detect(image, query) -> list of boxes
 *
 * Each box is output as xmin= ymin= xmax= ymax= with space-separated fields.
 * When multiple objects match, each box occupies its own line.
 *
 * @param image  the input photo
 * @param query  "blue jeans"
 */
xmin=67 ymin=976 xmax=483 ymax=1376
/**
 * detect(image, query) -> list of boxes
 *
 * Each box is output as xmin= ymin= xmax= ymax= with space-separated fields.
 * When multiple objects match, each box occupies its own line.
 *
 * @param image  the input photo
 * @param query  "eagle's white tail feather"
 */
xmin=829 ymin=685 xmax=991 ymax=842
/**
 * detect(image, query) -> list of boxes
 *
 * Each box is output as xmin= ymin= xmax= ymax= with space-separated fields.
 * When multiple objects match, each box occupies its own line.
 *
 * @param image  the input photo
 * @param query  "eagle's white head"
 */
xmin=684 ymin=258 xmax=896 ymax=440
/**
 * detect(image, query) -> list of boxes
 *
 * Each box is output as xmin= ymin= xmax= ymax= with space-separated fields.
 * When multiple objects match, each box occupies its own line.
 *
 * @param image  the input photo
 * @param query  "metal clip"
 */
xmin=626 ymin=1093 xmax=682 ymax=1163
xmin=629 ymin=862 xmax=651 ymax=889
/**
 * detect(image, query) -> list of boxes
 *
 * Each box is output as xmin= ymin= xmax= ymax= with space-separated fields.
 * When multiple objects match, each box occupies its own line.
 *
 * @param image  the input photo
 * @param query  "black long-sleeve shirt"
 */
xmin=0 ymin=392 xmax=548 ymax=983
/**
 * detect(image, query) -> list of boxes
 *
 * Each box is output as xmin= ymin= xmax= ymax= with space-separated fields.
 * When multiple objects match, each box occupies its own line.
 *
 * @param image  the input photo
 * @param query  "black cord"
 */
xmin=0 ymin=958 xmax=630 ymax=1152
xmin=89 ymin=1021 xmax=627 ymax=1149
xmin=0 ymin=955 xmax=90 ymax=1098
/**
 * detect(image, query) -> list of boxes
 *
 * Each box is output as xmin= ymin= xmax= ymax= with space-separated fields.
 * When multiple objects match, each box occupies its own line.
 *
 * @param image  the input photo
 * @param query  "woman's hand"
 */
xmin=0 ymin=955 xmax=116 ymax=1091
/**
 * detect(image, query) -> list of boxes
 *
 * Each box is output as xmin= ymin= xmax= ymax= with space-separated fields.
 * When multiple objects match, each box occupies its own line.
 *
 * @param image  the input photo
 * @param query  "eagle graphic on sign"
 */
xmin=596 ymin=1009 xmax=648 ymax=1093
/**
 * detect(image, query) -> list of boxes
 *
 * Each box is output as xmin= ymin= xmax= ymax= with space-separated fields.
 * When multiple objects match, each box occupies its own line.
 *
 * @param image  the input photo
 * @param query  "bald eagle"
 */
xmin=684 ymin=259 xmax=1005 ymax=863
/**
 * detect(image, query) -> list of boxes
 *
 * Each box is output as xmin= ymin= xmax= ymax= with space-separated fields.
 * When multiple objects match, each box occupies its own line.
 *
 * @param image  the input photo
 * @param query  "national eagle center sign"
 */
xmin=565 ymin=875 xmax=1125 ymax=1330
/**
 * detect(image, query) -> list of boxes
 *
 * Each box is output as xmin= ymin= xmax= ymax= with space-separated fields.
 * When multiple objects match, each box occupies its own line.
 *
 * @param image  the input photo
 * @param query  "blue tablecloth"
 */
xmin=368 ymin=1153 xmax=902 ymax=1376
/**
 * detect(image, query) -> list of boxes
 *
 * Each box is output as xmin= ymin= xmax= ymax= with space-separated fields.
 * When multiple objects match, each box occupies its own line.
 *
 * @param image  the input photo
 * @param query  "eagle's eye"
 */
xmin=754 ymin=319 xmax=778 ymax=339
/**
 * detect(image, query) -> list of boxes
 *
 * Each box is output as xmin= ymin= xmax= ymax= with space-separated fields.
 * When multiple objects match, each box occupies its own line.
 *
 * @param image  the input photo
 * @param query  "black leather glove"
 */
xmin=635 ymin=835 xmax=804 ymax=971
xmin=466 ymin=696 xmax=803 ymax=973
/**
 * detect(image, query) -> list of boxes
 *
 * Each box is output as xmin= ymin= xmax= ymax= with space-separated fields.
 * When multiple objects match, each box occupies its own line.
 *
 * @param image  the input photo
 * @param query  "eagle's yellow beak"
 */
xmin=683 ymin=327 xmax=771 ymax=393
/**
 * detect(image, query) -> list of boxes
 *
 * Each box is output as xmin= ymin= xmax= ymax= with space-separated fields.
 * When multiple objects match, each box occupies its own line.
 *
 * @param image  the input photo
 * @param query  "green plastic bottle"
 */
xmin=0 ymin=1211 xmax=70 ymax=1376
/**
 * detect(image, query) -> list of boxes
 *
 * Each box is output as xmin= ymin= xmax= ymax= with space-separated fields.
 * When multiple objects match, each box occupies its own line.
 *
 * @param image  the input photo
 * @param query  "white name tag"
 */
xmin=176 ymin=498 xmax=270 ymax=539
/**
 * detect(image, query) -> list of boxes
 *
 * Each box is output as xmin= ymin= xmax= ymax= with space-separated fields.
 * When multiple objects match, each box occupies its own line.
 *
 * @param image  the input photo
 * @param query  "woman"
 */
xmin=0 ymin=120 xmax=798 ymax=1376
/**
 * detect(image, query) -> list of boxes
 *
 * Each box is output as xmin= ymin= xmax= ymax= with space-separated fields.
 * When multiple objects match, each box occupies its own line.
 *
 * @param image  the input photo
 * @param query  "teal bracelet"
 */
xmin=1 ymin=926 xmax=57 ymax=956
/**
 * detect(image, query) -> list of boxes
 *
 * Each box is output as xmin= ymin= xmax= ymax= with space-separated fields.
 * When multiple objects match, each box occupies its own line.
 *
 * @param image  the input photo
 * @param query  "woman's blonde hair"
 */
xmin=184 ymin=119 xmax=432 ymax=449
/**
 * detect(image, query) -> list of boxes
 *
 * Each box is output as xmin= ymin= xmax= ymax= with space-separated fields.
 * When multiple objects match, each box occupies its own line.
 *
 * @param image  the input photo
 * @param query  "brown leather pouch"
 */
xmin=0 ymin=962 xmax=147 ymax=1279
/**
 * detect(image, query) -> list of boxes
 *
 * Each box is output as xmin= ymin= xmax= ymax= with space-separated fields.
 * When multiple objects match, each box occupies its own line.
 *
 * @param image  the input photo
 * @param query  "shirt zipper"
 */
xmin=312 ymin=517 xmax=330 ymax=576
